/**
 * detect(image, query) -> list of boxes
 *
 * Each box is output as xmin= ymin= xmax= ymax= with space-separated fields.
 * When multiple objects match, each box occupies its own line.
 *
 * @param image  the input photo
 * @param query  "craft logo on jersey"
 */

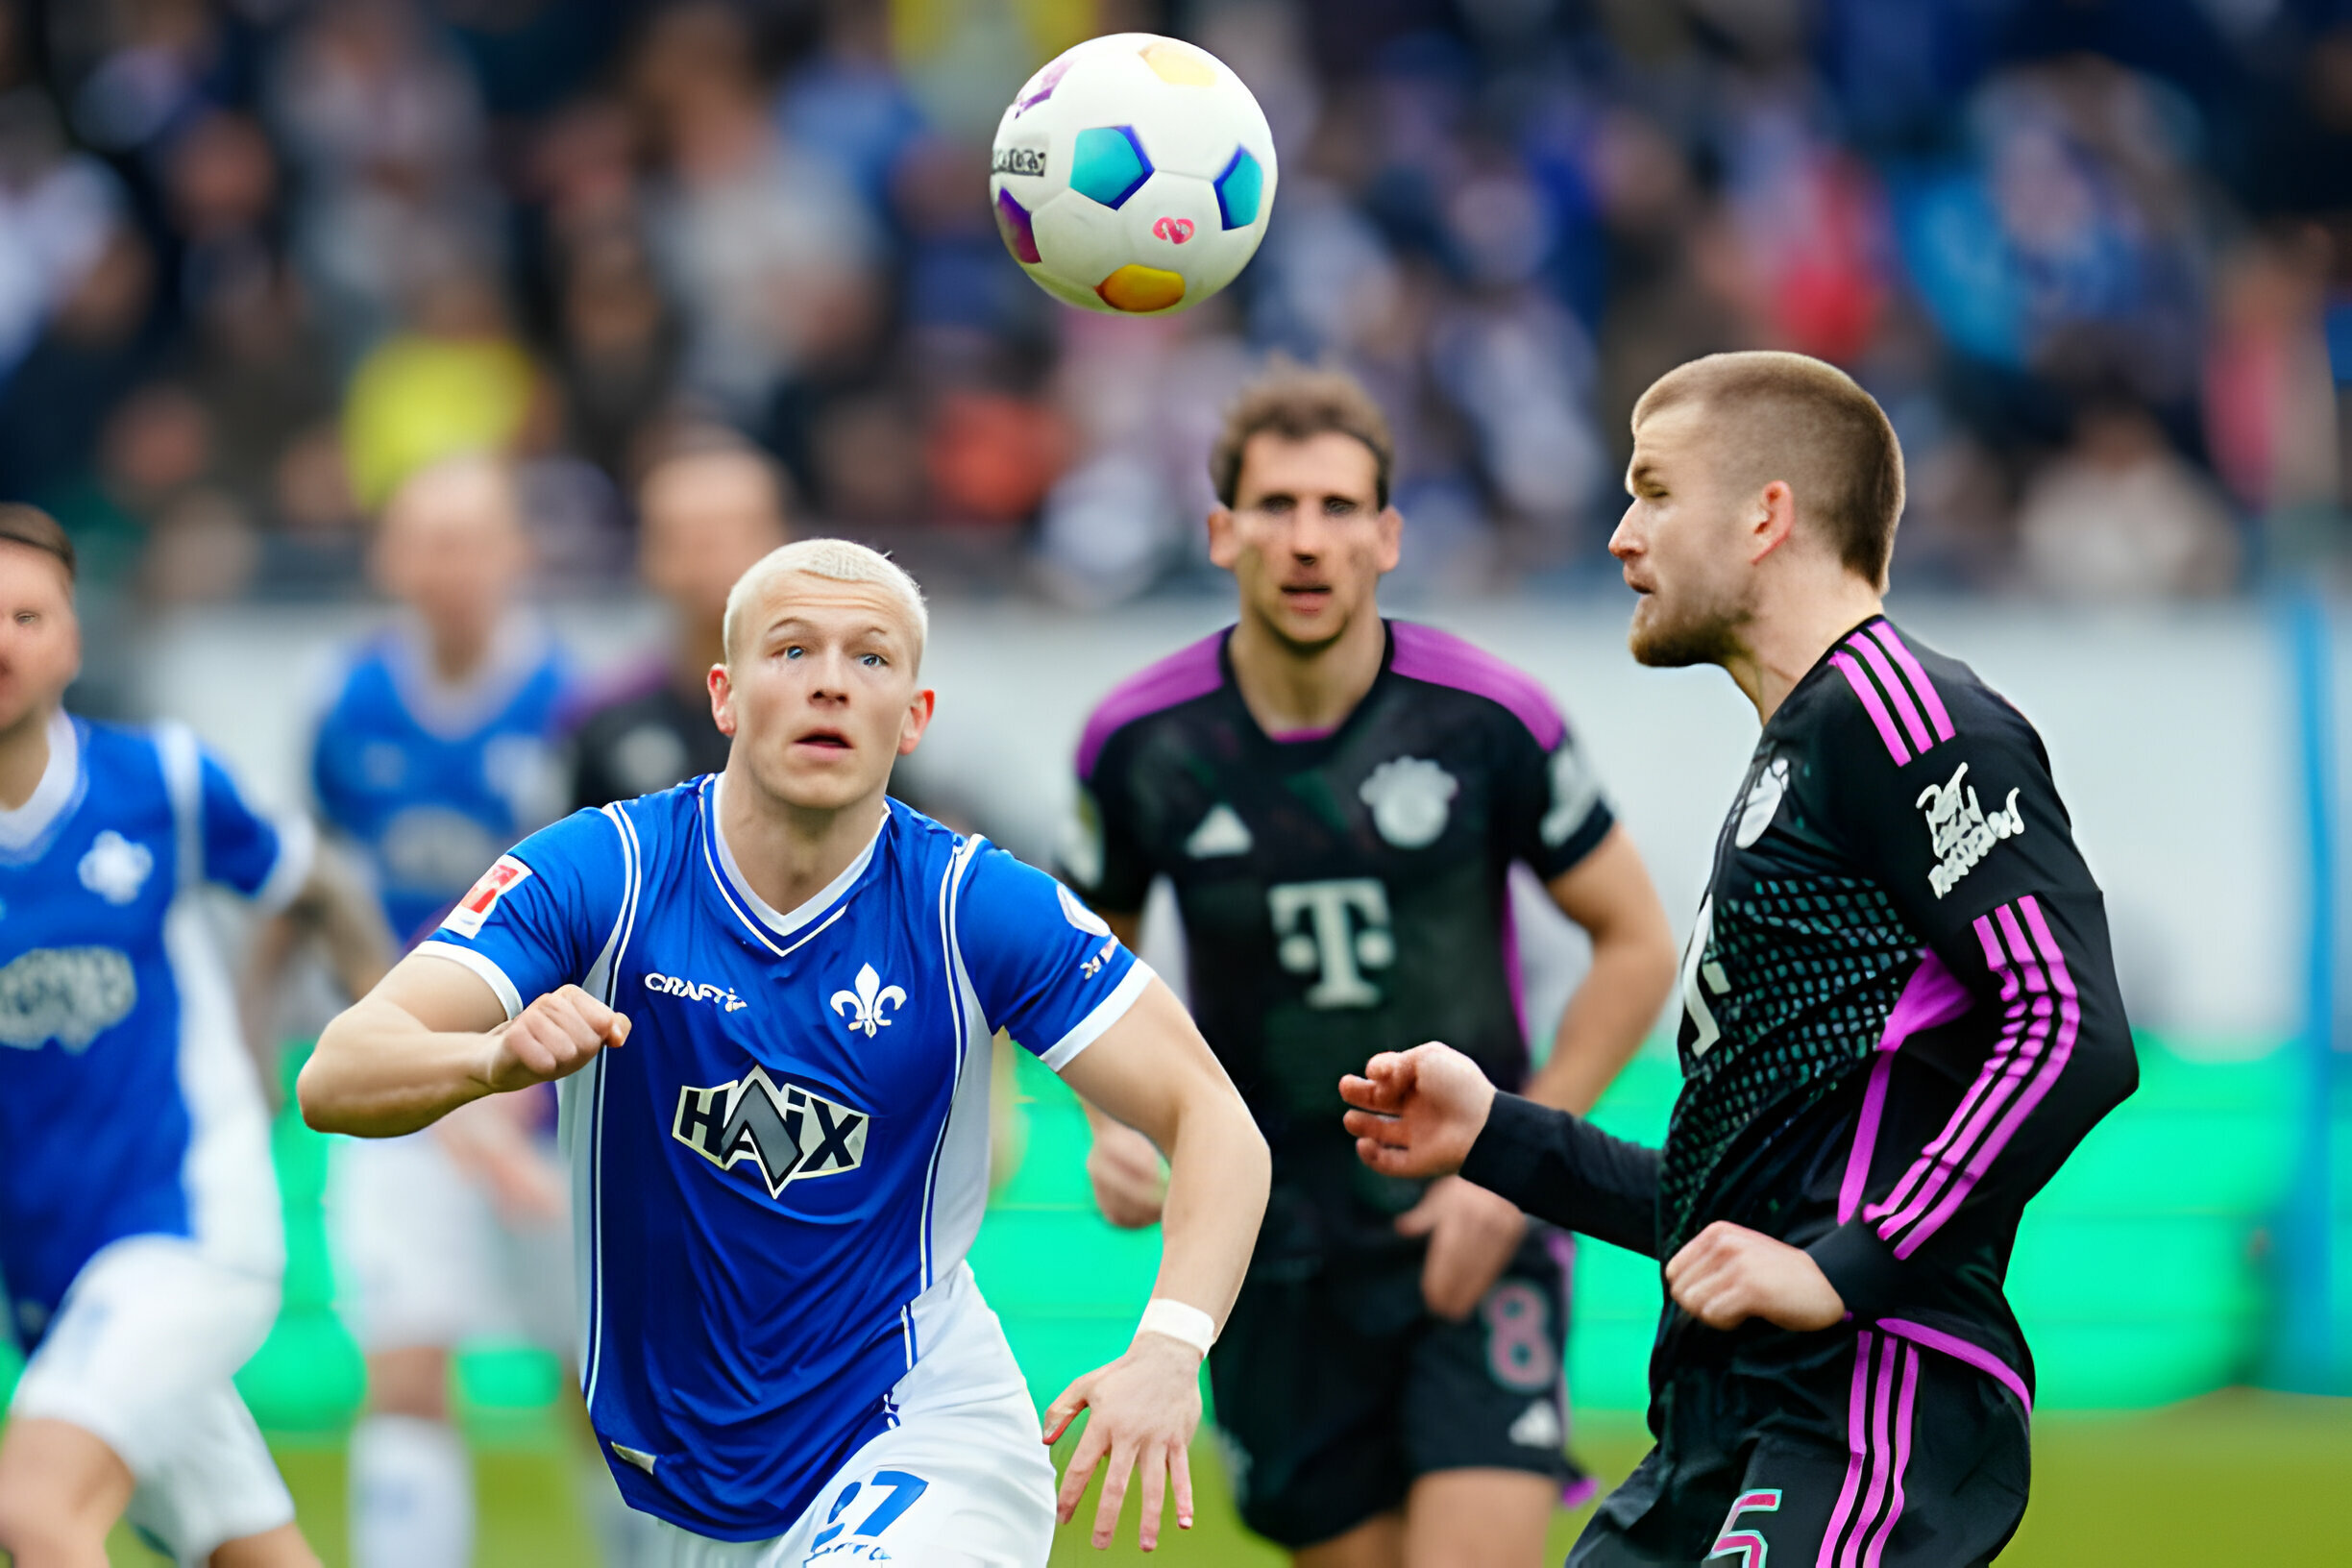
xmin=645 ymin=971 xmax=749 ymax=1012
xmin=1270 ymin=878 xmax=1393 ymax=1008
xmin=673 ymin=1066 xmax=870 ymax=1197
xmin=78 ymin=831 xmax=154 ymax=905
xmin=1359 ymin=758 xmax=1457 ymax=849
xmin=442 ymin=854 xmax=532 ymax=938
xmin=830 ymin=963 xmax=906 ymax=1038
xmin=1918 ymin=762 xmax=2024 ymax=898
xmin=0 ymin=946 xmax=136 ymax=1053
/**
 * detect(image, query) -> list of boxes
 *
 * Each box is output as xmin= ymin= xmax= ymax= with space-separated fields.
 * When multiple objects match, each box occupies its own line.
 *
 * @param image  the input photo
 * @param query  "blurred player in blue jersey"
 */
xmin=303 ymin=538 xmax=1270 ymax=1564
xmin=0 ymin=506 xmax=392 ymax=1567
xmin=307 ymin=453 xmax=576 ymax=1568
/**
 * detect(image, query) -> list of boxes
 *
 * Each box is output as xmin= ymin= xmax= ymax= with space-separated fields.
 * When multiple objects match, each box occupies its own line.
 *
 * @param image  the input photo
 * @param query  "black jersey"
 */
xmin=566 ymin=665 xmax=732 ymax=813
xmin=1460 ymin=616 xmax=2136 ymax=1414
xmin=1065 ymin=621 xmax=1617 ymax=1266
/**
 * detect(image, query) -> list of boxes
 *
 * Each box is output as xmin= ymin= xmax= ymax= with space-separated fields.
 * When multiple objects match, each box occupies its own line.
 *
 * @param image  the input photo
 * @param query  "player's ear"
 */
xmin=1375 ymin=504 xmax=1404 ymax=574
xmin=1749 ymin=478 xmax=1797 ymax=564
xmin=896 ymin=686 xmax=936 ymax=756
xmin=1205 ymin=506 xmax=1239 ymax=569
xmin=708 ymin=663 xmax=737 ymax=737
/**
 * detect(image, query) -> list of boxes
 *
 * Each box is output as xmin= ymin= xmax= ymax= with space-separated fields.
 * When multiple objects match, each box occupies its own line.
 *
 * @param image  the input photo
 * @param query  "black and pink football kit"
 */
xmin=1461 ymin=615 xmax=2137 ymax=1567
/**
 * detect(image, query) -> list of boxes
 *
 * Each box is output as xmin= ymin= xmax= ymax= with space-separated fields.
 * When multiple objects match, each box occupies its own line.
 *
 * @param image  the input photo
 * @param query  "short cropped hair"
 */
xmin=723 ymin=538 xmax=929 ymax=666
xmin=0 ymin=504 xmax=76 ymax=584
xmin=1211 ymin=362 xmax=1396 ymax=509
xmin=1632 ymin=352 xmax=1906 ymax=588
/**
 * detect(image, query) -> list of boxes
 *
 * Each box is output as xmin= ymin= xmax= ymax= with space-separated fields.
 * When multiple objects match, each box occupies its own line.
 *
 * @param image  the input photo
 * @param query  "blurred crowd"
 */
xmin=7 ymin=0 xmax=2352 ymax=612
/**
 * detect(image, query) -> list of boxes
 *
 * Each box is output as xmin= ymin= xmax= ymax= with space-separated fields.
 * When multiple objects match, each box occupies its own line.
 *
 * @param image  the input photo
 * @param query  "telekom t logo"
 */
xmin=1706 ymin=1488 xmax=1782 ymax=1566
xmin=1268 ymin=878 xmax=1393 ymax=1009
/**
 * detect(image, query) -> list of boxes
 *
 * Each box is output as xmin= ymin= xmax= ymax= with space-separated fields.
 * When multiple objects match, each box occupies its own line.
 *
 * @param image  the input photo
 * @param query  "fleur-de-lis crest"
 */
xmin=830 ymin=964 xmax=907 ymax=1038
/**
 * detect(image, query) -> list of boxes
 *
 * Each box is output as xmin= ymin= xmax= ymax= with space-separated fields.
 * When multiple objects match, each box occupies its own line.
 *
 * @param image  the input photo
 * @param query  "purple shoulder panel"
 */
xmin=1074 ymin=631 xmax=1227 ymax=780
xmin=1388 ymin=622 xmax=1565 ymax=750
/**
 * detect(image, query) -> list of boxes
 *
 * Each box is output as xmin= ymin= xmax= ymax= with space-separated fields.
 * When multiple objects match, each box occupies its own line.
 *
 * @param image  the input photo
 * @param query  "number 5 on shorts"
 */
xmin=809 ymin=1470 xmax=931 ymax=1554
xmin=1706 ymin=1488 xmax=1781 ymax=1567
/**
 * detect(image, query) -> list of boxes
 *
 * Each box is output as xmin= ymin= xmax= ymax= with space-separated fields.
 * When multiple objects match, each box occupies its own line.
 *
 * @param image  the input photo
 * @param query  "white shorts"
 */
xmin=639 ymin=1269 xmax=1057 ymax=1568
xmin=328 ymin=1127 xmax=573 ymax=1354
xmin=10 ymin=1235 xmax=296 ymax=1563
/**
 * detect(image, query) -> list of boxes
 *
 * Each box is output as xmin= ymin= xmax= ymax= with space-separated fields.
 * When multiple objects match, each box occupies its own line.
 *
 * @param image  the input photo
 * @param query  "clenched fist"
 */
xmin=486 ymin=985 xmax=630 ymax=1091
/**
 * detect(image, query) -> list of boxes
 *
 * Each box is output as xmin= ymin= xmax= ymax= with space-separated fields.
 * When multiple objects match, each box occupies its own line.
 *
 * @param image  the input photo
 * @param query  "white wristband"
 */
xmin=1134 ymin=1298 xmax=1216 ymax=1357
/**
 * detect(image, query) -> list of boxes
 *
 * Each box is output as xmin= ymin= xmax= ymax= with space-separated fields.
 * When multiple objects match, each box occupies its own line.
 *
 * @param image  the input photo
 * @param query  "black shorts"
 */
xmin=1571 ymin=1327 xmax=2030 ymax=1568
xmin=1207 ymin=1233 xmax=1576 ymax=1550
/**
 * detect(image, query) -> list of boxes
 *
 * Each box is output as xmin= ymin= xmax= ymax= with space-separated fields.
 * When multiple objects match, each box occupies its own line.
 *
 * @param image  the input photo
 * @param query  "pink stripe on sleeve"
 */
xmin=1869 ymin=624 xmax=1954 ymax=741
xmin=1838 ymin=954 xmax=1977 ymax=1224
xmin=1830 ymin=652 xmax=1911 ymax=765
xmin=1818 ymin=1333 xmax=1874 ymax=1568
xmin=1895 ymin=899 xmax=2081 ymax=1258
xmin=1868 ymin=911 xmax=2045 ymax=1233
xmin=1074 ymin=632 xmax=1226 ymax=779
xmin=1849 ymin=633 xmax=1933 ymax=754
xmin=1877 ymin=909 xmax=2058 ymax=1241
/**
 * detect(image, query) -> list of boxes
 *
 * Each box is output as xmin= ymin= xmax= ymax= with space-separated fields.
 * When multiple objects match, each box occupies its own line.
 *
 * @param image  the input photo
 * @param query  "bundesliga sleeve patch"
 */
xmin=442 ymin=854 xmax=533 ymax=938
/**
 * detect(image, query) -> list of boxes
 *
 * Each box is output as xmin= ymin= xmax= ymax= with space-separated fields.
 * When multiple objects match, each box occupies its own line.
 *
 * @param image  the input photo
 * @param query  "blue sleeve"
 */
xmin=412 ymin=808 xmax=629 ymax=1019
xmin=955 ymin=842 xmax=1153 ymax=1071
xmin=193 ymin=746 xmax=314 ymax=908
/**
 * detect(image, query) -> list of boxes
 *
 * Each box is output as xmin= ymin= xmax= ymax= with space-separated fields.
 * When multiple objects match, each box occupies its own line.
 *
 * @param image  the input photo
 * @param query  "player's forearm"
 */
xmin=1459 ymin=1092 xmax=1662 ymax=1257
xmin=1524 ymin=926 xmax=1676 ymax=1116
xmin=1145 ymin=1079 xmax=1269 ymax=1335
xmin=301 ymin=996 xmax=499 ymax=1137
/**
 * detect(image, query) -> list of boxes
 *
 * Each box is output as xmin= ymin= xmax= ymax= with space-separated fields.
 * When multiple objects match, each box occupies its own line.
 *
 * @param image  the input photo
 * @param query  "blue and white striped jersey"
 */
xmin=0 ymin=711 xmax=309 ymax=1348
xmin=416 ymin=777 xmax=1148 ymax=1541
xmin=311 ymin=624 xmax=570 ymax=943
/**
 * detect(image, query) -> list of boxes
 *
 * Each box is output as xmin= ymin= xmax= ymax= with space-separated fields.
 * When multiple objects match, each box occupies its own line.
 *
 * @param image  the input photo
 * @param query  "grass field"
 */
xmin=99 ymin=1388 xmax=2352 ymax=1565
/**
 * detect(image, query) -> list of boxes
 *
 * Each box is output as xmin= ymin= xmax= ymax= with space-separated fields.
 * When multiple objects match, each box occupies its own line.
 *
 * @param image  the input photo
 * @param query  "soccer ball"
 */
xmin=990 ymin=33 xmax=1277 ymax=316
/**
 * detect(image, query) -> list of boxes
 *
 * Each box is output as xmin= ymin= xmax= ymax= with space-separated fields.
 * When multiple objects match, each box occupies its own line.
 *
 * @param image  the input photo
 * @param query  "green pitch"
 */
xmin=101 ymin=1391 xmax=2352 ymax=1564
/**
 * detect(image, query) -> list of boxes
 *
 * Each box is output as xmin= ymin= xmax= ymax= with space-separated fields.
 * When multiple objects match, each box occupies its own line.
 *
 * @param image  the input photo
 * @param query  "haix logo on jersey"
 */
xmin=0 ymin=946 xmax=137 ymax=1053
xmin=673 ymin=1066 xmax=870 ymax=1197
xmin=1269 ymin=877 xmax=1393 ymax=1008
xmin=645 ymin=971 xmax=749 ymax=1012
xmin=1359 ymin=758 xmax=1457 ymax=849
xmin=1918 ymin=761 xmax=2025 ymax=898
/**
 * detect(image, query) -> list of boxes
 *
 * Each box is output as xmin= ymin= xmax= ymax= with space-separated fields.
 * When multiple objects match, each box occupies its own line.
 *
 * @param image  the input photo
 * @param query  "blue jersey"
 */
xmin=312 ymin=625 xmax=570 ymax=943
xmin=416 ymin=778 xmax=1148 ymax=1540
xmin=0 ymin=711 xmax=308 ymax=1346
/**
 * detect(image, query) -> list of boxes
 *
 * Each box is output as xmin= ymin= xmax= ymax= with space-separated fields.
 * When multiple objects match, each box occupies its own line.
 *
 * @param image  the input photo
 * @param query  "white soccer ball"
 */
xmin=989 ymin=33 xmax=1278 ymax=316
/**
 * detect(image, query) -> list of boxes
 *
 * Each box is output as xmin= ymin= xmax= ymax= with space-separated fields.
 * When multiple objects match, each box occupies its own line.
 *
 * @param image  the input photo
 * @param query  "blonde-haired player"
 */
xmin=304 ymin=539 xmax=1271 ymax=1562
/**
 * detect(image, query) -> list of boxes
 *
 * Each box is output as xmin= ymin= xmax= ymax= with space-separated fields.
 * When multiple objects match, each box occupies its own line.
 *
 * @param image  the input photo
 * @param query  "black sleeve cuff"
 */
xmin=1807 ymin=1220 xmax=1907 ymax=1320
xmin=1459 ymin=1091 xmax=1558 ymax=1210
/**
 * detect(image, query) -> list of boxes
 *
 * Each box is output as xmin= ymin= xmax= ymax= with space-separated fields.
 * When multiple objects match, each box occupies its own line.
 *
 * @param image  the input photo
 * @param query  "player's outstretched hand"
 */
xmin=1041 ymin=1335 xmax=1202 ymax=1553
xmin=486 ymin=985 xmax=630 ymax=1093
xmin=1086 ymin=1119 xmax=1168 ymax=1230
xmin=1665 ymin=1220 xmax=1846 ymax=1333
xmin=1338 ymin=1041 xmax=1497 ymax=1179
